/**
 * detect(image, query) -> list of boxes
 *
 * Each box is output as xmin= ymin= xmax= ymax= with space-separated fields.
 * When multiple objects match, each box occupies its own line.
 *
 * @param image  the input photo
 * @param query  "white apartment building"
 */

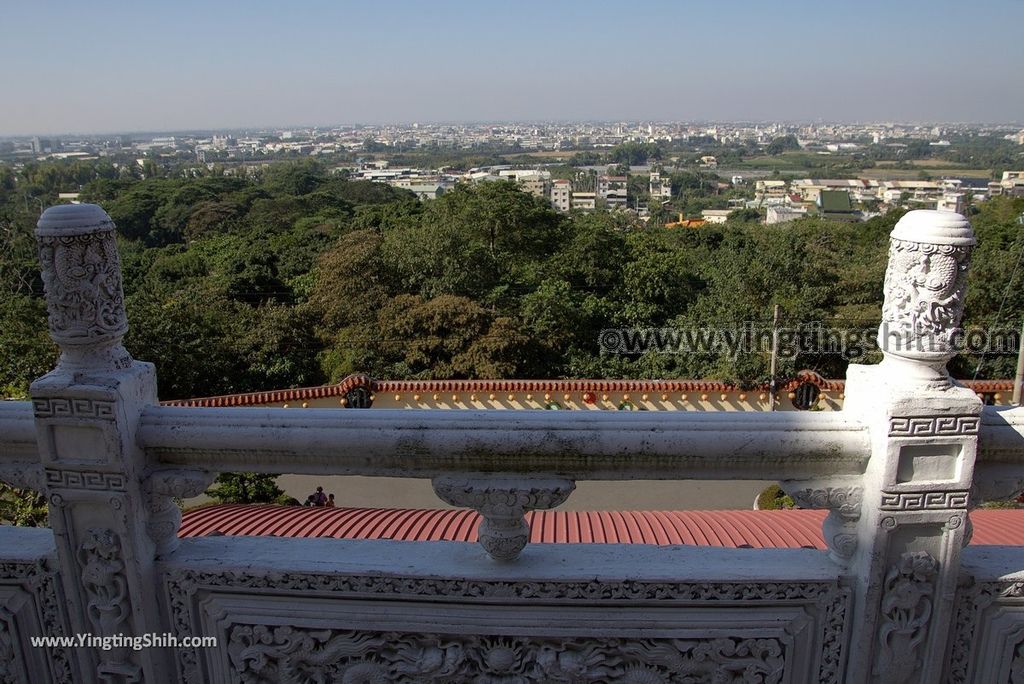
xmin=701 ymin=209 xmax=732 ymax=224
xmin=598 ymin=175 xmax=628 ymax=209
xmin=765 ymin=206 xmax=808 ymax=224
xmin=550 ymin=179 xmax=571 ymax=212
xmin=571 ymin=192 xmax=597 ymax=210
xmin=649 ymin=172 xmax=672 ymax=200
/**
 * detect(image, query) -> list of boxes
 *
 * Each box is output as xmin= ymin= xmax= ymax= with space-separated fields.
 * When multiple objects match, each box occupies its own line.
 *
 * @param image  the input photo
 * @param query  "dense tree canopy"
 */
xmin=1 ymin=160 xmax=1022 ymax=404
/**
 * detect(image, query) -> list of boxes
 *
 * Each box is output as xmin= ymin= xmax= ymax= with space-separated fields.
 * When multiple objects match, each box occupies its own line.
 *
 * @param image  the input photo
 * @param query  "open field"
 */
xmin=858 ymin=167 xmax=993 ymax=180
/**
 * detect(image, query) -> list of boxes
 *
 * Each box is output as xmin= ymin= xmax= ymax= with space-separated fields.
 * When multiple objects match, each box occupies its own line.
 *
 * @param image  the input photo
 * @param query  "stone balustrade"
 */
xmin=0 ymin=204 xmax=1023 ymax=683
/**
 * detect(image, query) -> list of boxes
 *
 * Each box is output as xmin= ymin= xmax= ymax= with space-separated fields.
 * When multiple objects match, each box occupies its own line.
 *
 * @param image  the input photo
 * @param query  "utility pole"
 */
xmin=769 ymin=304 xmax=780 ymax=411
xmin=1014 ymin=320 xmax=1024 ymax=406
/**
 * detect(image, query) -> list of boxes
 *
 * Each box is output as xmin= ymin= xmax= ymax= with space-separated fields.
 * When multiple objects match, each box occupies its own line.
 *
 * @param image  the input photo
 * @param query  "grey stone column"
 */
xmin=30 ymin=204 xmax=207 ymax=683
xmin=842 ymin=210 xmax=981 ymax=683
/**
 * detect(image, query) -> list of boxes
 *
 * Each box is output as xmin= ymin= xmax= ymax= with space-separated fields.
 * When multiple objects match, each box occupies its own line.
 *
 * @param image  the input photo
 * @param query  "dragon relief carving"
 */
xmin=226 ymin=626 xmax=787 ymax=684
xmin=432 ymin=476 xmax=575 ymax=561
xmin=873 ymin=551 xmax=939 ymax=684
xmin=37 ymin=231 xmax=128 ymax=345
xmin=880 ymin=239 xmax=971 ymax=355
xmin=165 ymin=569 xmax=850 ymax=684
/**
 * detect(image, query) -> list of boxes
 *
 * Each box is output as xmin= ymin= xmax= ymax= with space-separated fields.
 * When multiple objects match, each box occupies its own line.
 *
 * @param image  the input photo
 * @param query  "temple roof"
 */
xmin=180 ymin=505 xmax=1024 ymax=548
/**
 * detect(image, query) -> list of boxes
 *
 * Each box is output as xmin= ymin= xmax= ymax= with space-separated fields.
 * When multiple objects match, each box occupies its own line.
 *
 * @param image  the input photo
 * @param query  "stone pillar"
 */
xmin=842 ymin=210 xmax=980 ymax=683
xmin=30 ymin=204 xmax=206 ymax=683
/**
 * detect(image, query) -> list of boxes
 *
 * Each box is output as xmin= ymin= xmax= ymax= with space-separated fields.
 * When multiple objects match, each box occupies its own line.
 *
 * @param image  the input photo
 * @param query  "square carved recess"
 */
xmin=164 ymin=568 xmax=851 ymax=684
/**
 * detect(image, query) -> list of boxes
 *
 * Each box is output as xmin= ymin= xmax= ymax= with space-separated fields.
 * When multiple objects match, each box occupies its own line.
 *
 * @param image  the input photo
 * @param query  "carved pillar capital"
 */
xmin=432 ymin=475 xmax=575 ymax=561
xmin=35 ymin=204 xmax=131 ymax=373
xmin=783 ymin=481 xmax=863 ymax=562
xmin=878 ymin=210 xmax=974 ymax=389
xmin=143 ymin=469 xmax=215 ymax=557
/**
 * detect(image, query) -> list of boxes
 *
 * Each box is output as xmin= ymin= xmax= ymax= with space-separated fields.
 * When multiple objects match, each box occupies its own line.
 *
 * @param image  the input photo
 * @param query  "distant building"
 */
xmin=766 ymin=206 xmax=808 ymax=225
xmin=550 ymin=179 xmax=571 ymax=212
xmin=999 ymin=171 xmax=1024 ymax=198
xmin=498 ymin=169 xmax=551 ymax=198
xmin=817 ymin=191 xmax=859 ymax=222
xmin=407 ymin=184 xmax=445 ymax=200
xmin=701 ymin=209 xmax=732 ymax=224
xmin=699 ymin=155 xmax=718 ymax=168
xmin=597 ymin=175 xmax=628 ymax=209
xmin=571 ymin=192 xmax=596 ymax=211
xmin=649 ymin=172 xmax=672 ymax=200
xmin=937 ymin=193 xmax=965 ymax=214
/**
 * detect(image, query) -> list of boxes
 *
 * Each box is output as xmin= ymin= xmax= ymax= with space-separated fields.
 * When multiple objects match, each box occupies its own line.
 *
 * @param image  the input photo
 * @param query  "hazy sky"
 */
xmin=2 ymin=0 xmax=1022 ymax=135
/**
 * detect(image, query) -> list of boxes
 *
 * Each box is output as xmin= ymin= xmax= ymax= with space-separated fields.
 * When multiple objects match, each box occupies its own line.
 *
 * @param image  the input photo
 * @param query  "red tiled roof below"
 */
xmin=179 ymin=505 xmax=1024 ymax=548
xmin=163 ymin=371 xmax=1014 ymax=408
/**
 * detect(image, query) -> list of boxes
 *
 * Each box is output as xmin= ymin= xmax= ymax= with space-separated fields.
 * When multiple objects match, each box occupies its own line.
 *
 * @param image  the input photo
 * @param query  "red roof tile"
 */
xmin=179 ymin=505 xmax=1024 ymax=548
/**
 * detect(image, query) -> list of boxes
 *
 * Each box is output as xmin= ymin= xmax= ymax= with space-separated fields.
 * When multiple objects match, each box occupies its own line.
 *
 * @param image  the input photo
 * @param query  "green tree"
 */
xmin=206 ymin=473 xmax=285 ymax=504
xmin=0 ymin=484 xmax=49 ymax=526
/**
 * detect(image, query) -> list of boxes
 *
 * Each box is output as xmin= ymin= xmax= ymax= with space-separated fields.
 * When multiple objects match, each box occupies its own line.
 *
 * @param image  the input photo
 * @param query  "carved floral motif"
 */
xmin=226 ymin=625 xmax=787 ymax=684
xmin=787 ymin=486 xmax=862 ymax=520
xmin=78 ymin=529 xmax=133 ymax=677
xmin=873 ymin=551 xmax=939 ymax=683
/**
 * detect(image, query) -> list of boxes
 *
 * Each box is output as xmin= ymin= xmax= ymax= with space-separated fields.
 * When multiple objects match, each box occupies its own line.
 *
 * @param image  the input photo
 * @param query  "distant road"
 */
xmin=275 ymin=475 xmax=770 ymax=511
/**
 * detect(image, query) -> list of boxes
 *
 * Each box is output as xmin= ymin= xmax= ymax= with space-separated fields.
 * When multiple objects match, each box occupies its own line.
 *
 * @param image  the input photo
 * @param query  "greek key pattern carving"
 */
xmin=45 ymin=469 xmax=126 ymax=492
xmin=888 ymin=415 xmax=979 ymax=437
xmin=32 ymin=398 xmax=116 ymax=421
xmin=873 ymin=551 xmax=938 ymax=683
xmin=879 ymin=490 xmax=969 ymax=511
xmin=165 ymin=568 xmax=849 ymax=684
xmin=0 ymin=559 xmax=74 ymax=683
xmin=227 ymin=626 xmax=787 ymax=683
xmin=36 ymin=230 xmax=128 ymax=345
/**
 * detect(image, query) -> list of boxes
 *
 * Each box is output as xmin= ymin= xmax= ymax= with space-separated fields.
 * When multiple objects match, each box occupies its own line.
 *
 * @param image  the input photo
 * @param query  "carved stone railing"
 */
xmin=1 ymin=205 xmax=1023 ymax=683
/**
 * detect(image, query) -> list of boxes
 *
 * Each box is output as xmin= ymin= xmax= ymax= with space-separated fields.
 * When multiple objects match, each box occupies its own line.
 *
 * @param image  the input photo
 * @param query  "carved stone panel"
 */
xmin=165 ymin=567 xmax=850 ymax=684
xmin=949 ymin=577 xmax=1024 ymax=683
xmin=0 ymin=555 xmax=75 ymax=683
xmin=227 ymin=627 xmax=787 ymax=683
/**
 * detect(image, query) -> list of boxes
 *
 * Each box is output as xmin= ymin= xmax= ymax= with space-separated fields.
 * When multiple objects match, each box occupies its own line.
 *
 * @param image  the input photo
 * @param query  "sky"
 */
xmin=1 ymin=0 xmax=1022 ymax=136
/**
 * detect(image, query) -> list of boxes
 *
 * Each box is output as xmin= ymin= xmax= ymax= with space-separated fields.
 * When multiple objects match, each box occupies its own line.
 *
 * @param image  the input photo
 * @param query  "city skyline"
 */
xmin=2 ymin=0 xmax=1023 ymax=136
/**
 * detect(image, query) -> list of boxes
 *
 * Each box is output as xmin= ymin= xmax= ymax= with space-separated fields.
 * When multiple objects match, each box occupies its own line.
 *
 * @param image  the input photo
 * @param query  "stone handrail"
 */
xmin=138 ymin=405 xmax=869 ymax=479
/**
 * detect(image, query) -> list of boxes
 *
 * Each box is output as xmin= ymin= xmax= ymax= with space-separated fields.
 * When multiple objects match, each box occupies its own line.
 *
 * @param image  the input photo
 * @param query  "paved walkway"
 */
xmin=277 ymin=475 xmax=770 ymax=511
